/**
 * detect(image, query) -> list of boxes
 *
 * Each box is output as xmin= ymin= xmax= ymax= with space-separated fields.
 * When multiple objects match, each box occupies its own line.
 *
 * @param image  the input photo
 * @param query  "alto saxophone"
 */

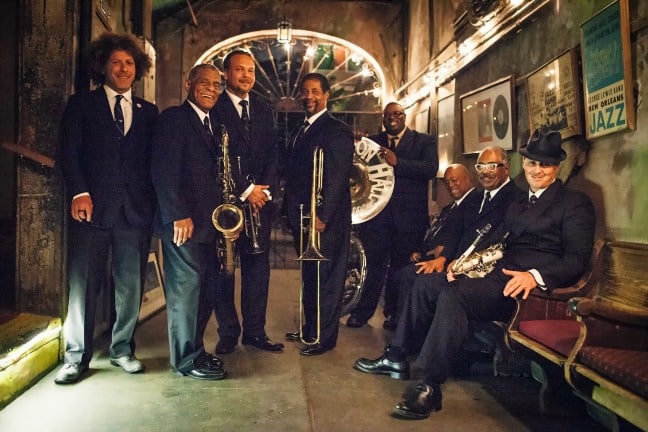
xmin=451 ymin=224 xmax=508 ymax=279
xmin=212 ymin=125 xmax=244 ymax=276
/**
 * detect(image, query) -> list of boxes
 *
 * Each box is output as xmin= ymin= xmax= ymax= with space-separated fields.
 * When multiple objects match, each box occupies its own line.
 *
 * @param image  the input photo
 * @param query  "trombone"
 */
xmin=297 ymin=146 xmax=328 ymax=346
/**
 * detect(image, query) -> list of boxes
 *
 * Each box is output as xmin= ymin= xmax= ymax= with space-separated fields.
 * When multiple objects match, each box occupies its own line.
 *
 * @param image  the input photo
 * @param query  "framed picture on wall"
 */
xmin=526 ymin=48 xmax=583 ymax=139
xmin=460 ymin=75 xmax=515 ymax=154
xmin=580 ymin=0 xmax=635 ymax=139
xmin=436 ymin=94 xmax=455 ymax=177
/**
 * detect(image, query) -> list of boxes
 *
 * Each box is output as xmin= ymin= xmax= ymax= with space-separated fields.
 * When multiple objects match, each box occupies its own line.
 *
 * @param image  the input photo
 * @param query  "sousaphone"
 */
xmin=341 ymin=137 xmax=395 ymax=316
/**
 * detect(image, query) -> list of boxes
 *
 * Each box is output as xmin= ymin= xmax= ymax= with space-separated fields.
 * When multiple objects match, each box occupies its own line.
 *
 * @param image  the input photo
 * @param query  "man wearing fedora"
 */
xmin=352 ymin=128 xmax=595 ymax=421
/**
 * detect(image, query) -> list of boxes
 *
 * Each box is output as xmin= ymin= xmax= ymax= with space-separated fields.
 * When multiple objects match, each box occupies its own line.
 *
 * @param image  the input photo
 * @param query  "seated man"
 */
xmin=353 ymin=129 xmax=596 ymax=420
xmin=387 ymin=146 xmax=519 ymax=327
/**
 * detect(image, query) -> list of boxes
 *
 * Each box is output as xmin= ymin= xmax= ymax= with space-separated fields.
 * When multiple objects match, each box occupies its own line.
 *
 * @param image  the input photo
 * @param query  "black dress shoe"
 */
xmin=392 ymin=383 xmax=442 ymax=420
xmin=242 ymin=335 xmax=284 ymax=352
xmin=215 ymin=338 xmax=237 ymax=354
xmin=285 ymin=331 xmax=315 ymax=343
xmin=198 ymin=351 xmax=224 ymax=369
xmin=175 ymin=364 xmax=227 ymax=380
xmin=300 ymin=344 xmax=331 ymax=356
xmin=345 ymin=314 xmax=367 ymax=328
xmin=353 ymin=347 xmax=410 ymax=380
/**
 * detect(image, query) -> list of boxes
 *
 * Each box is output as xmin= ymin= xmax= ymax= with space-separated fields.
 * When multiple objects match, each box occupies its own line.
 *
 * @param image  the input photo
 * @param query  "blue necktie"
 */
xmin=239 ymin=100 xmax=251 ymax=137
xmin=114 ymin=95 xmax=124 ymax=135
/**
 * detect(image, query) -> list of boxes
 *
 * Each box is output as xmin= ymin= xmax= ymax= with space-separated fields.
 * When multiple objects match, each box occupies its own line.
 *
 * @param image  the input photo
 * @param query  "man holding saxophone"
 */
xmin=151 ymin=64 xmax=229 ymax=380
xmin=284 ymin=73 xmax=355 ymax=356
xmin=207 ymin=49 xmax=284 ymax=355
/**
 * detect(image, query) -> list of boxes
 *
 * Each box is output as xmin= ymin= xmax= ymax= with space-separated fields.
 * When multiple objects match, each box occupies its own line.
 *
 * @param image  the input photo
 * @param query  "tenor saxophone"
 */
xmin=212 ymin=125 xmax=244 ymax=276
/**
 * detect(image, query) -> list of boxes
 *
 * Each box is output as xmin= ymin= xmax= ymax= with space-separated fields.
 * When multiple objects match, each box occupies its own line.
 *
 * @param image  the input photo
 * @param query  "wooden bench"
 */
xmin=504 ymin=239 xmax=606 ymax=413
xmin=565 ymin=241 xmax=648 ymax=431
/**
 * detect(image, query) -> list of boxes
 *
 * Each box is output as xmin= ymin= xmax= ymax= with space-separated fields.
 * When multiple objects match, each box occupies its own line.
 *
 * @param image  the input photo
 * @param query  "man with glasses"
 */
xmin=353 ymin=129 xmax=595 ymax=421
xmin=387 ymin=147 xmax=519 ymax=321
xmin=347 ymin=102 xmax=438 ymax=330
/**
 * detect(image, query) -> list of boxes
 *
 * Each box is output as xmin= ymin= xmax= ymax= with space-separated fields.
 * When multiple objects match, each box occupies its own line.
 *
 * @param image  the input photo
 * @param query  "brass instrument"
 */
xmin=236 ymin=156 xmax=263 ymax=255
xmin=212 ymin=125 xmax=244 ymax=276
xmin=297 ymin=147 xmax=328 ymax=345
xmin=452 ymin=224 xmax=509 ymax=278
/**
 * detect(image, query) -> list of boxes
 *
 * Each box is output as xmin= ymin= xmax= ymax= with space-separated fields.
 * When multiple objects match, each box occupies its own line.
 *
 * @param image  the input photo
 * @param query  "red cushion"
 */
xmin=578 ymin=347 xmax=648 ymax=400
xmin=518 ymin=320 xmax=581 ymax=356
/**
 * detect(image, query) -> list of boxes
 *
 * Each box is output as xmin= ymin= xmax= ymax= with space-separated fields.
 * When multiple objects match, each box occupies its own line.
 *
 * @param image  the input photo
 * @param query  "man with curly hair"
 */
xmin=56 ymin=33 xmax=158 ymax=384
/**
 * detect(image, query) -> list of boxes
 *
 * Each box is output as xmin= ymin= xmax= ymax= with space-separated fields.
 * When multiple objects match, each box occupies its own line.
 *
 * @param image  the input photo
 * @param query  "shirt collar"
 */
xmin=187 ymin=99 xmax=210 ymax=122
xmin=455 ymin=187 xmax=476 ymax=206
xmin=305 ymin=108 xmax=327 ymax=126
xmin=529 ymin=180 xmax=555 ymax=199
xmin=388 ymin=128 xmax=406 ymax=142
xmin=104 ymin=85 xmax=132 ymax=105
xmin=225 ymin=89 xmax=249 ymax=107
xmin=484 ymin=177 xmax=511 ymax=200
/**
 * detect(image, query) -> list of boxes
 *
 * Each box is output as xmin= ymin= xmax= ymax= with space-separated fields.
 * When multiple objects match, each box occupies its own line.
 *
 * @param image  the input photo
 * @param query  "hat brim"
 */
xmin=519 ymin=147 xmax=566 ymax=165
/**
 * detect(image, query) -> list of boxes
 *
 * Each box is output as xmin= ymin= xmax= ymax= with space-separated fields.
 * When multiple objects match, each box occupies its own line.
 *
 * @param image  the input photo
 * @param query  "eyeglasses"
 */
xmin=383 ymin=111 xmax=405 ymax=118
xmin=474 ymin=163 xmax=504 ymax=172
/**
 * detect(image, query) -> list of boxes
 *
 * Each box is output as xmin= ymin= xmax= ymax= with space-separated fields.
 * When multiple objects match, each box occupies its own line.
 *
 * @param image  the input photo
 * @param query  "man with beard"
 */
xmin=284 ymin=73 xmax=354 ymax=356
xmin=347 ymin=102 xmax=438 ymax=330
xmin=354 ymin=130 xmax=595 ymax=421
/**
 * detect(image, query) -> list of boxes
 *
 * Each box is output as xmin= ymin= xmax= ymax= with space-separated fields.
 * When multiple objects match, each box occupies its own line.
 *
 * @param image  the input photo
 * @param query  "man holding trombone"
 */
xmin=284 ymin=73 xmax=355 ymax=356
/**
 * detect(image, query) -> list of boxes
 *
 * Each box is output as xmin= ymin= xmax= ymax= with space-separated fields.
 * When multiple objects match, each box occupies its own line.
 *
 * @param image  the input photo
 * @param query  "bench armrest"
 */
xmin=569 ymin=296 xmax=648 ymax=327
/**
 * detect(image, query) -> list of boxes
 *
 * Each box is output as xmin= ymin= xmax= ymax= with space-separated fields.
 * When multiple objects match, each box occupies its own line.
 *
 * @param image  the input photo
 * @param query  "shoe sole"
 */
xmin=391 ymin=407 xmax=431 ymax=420
xmin=353 ymin=363 xmax=410 ymax=380
xmin=110 ymin=359 xmax=144 ymax=374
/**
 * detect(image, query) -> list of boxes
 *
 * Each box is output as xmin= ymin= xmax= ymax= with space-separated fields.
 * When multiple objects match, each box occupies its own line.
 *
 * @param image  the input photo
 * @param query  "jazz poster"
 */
xmin=580 ymin=0 xmax=635 ymax=139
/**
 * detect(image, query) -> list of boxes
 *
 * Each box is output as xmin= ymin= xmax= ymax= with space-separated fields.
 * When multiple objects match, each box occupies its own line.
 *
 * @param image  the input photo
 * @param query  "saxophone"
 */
xmin=212 ymin=125 xmax=244 ymax=276
xmin=451 ymin=224 xmax=509 ymax=279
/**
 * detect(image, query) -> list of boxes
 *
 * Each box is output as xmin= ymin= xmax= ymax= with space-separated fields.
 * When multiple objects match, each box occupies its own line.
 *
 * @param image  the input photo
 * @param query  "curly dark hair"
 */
xmin=87 ymin=33 xmax=152 ymax=86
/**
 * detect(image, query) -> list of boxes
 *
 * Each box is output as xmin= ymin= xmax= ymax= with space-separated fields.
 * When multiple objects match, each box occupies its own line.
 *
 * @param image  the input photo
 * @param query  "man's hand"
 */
xmin=415 ymin=256 xmax=446 ymax=274
xmin=315 ymin=216 xmax=327 ymax=233
xmin=247 ymin=184 xmax=271 ymax=212
xmin=71 ymin=195 xmax=93 ymax=222
xmin=379 ymin=147 xmax=397 ymax=166
xmin=502 ymin=268 xmax=538 ymax=299
xmin=173 ymin=218 xmax=194 ymax=246
xmin=409 ymin=251 xmax=421 ymax=263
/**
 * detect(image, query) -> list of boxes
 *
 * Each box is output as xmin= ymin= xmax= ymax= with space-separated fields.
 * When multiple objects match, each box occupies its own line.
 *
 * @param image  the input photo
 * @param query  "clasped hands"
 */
xmin=247 ymin=184 xmax=271 ymax=212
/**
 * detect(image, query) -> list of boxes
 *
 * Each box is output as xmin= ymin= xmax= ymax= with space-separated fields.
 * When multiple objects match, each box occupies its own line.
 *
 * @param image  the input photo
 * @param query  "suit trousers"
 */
xmin=355 ymin=217 xmax=425 ymax=322
xmin=162 ymin=236 xmax=219 ymax=372
xmin=63 ymin=221 xmax=149 ymax=366
xmin=393 ymin=270 xmax=516 ymax=385
xmin=213 ymin=205 xmax=272 ymax=341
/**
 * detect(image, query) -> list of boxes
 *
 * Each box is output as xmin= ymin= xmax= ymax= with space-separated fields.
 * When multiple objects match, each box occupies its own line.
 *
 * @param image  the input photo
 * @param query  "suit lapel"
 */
xmin=184 ymin=101 xmax=219 ymax=160
xmin=509 ymin=181 xmax=563 ymax=238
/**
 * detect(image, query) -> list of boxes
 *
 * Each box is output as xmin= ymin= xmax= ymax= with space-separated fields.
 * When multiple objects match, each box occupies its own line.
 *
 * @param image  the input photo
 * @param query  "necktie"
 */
xmin=291 ymin=120 xmax=309 ymax=148
xmin=203 ymin=116 xmax=213 ymax=135
xmin=239 ymin=100 xmax=251 ymax=136
xmin=114 ymin=95 xmax=124 ymax=135
xmin=529 ymin=195 xmax=538 ymax=206
xmin=479 ymin=191 xmax=491 ymax=213
xmin=389 ymin=137 xmax=397 ymax=150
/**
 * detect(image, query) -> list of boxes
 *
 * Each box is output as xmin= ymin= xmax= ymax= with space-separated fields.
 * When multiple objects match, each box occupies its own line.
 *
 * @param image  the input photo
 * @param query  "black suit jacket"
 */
xmin=444 ymin=180 xmax=522 ymax=261
xmin=212 ymin=92 xmax=278 ymax=196
xmin=286 ymin=112 xmax=355 ymax=226
xmin=151 ymin=101 xmax=222 ymax=243
xmin=59 ymin=87 xmax=158 ymax=229
xmin=497 ymin=180 xmax=595 ymax=289
xmin=367 ymin=128 xmax=438 ymax=233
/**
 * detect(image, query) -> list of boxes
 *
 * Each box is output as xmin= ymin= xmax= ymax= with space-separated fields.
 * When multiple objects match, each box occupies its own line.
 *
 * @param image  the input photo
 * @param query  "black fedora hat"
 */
xmin=519 ymin=129 xmax=566 ymax=165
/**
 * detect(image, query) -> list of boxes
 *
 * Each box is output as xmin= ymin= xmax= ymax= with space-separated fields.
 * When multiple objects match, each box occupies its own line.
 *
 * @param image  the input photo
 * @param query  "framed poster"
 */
xmin=436 ymin=94 xmax=455 ymax=177
xmin=139 ymin=252 xmax=165 ymax=321
xmin=580 ymin=0 xmax=635 ymax=139
xmin=526 ymin=48 xmax=583 ymax=139
xmin=460 ymin=75 xmax=515 ymax=154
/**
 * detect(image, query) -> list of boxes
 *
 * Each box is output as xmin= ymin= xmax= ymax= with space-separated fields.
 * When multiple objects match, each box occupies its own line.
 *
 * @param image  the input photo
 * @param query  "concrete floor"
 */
xmin=0 ymin=269 xmax=607 ymax=432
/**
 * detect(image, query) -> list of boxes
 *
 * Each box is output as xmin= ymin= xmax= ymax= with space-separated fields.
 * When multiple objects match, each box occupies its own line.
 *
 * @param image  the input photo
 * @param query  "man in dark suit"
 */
xmin=347 ymin=102 xmax=438 ymax=329
xmin=284 ymin=73 xmax=355 ymax=356
xmin=56 ymin=33 xmax=158 ymax=384
xmin=206 ymin=50 xmax=283 ymax=355
xmin=151 ymin=64 xmax=228 ymax=380
xmin=353 ymin=129 xmax=595 ymax=420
